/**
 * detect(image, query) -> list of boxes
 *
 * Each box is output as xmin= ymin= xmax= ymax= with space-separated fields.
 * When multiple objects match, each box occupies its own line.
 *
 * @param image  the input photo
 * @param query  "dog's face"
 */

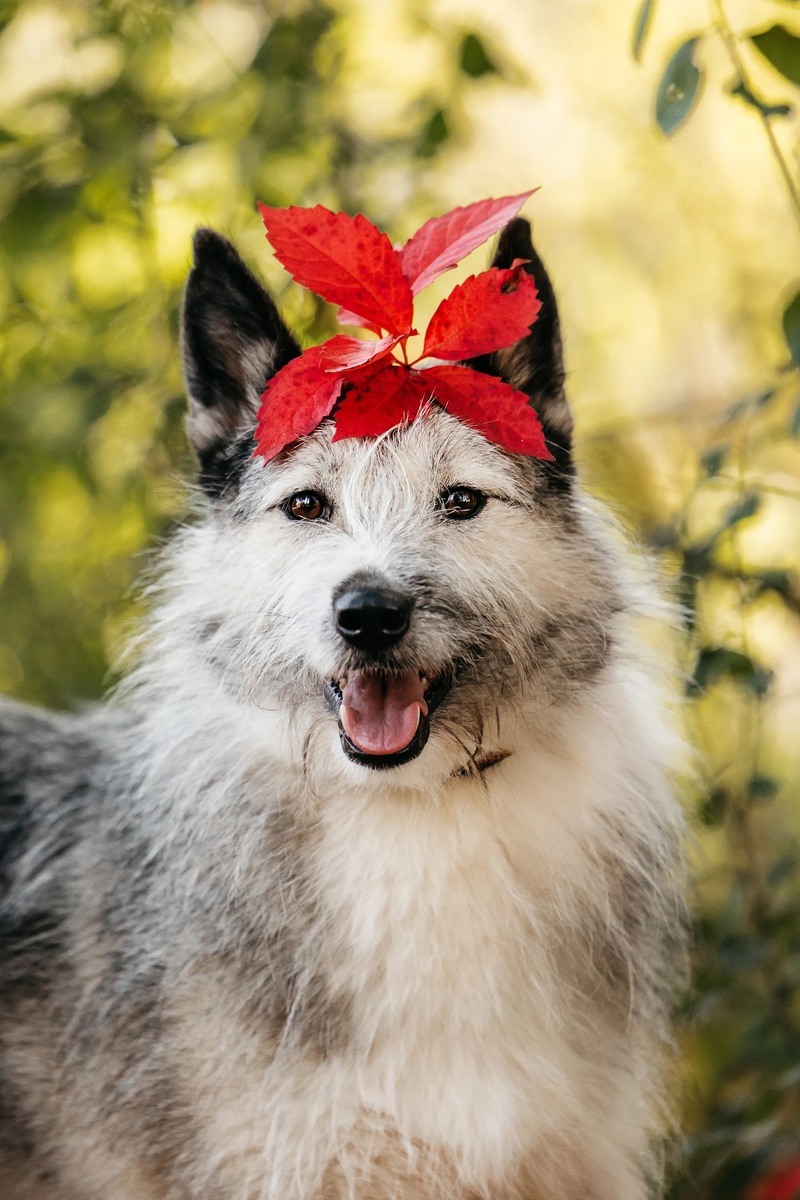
xmin=177 ymin=225 xmax=620 ymax=792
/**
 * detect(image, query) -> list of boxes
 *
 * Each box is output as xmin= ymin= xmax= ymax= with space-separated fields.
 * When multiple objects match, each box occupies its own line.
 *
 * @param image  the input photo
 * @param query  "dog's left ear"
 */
xmin=468 ymin=218 xmax=574 ymax=485
xmin=182 ymin=229 xmax=301 ymax=494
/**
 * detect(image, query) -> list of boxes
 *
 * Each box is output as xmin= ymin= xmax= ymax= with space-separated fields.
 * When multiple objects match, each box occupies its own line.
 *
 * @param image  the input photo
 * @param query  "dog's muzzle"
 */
xmin=327 ymin=579 xmax=455 ymax=768
xmin=324 ymin=670 xmax=454 ymax=770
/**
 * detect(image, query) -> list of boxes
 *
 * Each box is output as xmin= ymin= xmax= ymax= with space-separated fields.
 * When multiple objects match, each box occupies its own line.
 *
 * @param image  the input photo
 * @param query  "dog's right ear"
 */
xmin=182 ymin=229 xmax=300 ymax=494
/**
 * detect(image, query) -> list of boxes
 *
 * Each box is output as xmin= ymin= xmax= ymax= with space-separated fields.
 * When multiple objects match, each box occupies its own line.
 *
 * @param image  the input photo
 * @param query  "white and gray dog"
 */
xmin=0 ymin=217 xmax=686 ymax=1199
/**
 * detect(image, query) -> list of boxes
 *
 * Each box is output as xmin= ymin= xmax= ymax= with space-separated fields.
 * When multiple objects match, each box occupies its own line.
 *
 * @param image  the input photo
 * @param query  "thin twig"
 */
xmin=706 ymin=477 xmax=800 ymax=503
xmin=711 ymin=0 xmax=800 ymax=235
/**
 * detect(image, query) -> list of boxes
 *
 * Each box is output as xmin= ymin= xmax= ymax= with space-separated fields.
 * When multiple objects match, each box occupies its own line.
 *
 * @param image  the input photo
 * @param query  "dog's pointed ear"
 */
xmin=468 ymin=218 xmax=574 ymax=486
xmin=182 ymin=229 xmax=300 ymax=493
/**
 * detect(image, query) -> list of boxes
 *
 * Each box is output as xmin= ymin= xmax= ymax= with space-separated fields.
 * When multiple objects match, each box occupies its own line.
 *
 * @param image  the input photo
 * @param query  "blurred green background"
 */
xmin=1 ymin=0 xmax=799 ymax=1195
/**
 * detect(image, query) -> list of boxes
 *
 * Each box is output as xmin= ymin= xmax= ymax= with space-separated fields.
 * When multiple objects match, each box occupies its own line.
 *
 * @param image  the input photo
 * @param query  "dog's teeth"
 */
xmin=419 ymin=675 xmax=429 ymax=689
xmin=339 ymin=676 xmax=347 ymax=690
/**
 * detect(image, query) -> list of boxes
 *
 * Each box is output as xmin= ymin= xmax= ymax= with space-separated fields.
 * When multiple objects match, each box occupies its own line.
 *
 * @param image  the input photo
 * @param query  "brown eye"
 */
xmin=439 ymin=486 xmax=485 ymax=520
xmin=283 ymin=491 xmax=330 ymax=522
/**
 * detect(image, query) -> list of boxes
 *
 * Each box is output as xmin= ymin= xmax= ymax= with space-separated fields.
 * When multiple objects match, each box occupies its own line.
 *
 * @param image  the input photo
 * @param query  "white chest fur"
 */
xmin=310 ymin=742 xmax=630 ymax=1189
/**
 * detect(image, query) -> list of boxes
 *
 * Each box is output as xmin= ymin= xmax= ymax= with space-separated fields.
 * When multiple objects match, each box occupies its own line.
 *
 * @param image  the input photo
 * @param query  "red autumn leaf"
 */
xmin=421 ymin=364 xmax=553 ymax=459
xmin=253 ymin=190 xmax=553 ymax=463
xmin=321 ymin=332 xmax=407 ymax=372
xmin=421 ymin=264 xmax=541 ymax=362
xmin=748 ymin=1163 xmax=800 ymax=1200
xmin=337 ymin=305 xmax=381 ymax=335
xmin=332 ymin=365 xmax=426 ymax=441
xmin=399 ymin=190 xmax=535 ymax=296
xmin=254 ymin=345 xmax=343 ymax=462
xmin=258 ymin=203 xmax=413 ymax=336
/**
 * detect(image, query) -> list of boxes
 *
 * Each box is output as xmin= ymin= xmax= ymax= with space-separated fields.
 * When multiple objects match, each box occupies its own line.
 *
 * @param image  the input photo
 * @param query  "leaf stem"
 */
xmin=710 ymin=0 xmax=800 ymax=235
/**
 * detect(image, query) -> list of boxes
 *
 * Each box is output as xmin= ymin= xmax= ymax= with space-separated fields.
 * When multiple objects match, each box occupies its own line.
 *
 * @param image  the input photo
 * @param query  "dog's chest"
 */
xmin=307 ymin=779 xmax=579 ymax=1173
xmin=171 ymin=763 xmax=625 ymax=1198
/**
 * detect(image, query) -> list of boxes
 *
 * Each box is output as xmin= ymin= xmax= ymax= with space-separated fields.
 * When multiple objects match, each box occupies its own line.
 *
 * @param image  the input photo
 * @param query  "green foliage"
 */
xmin=632 ymin=0 xmax=657 ymax=63
xmin=687 ymin=647 xmax=772 ymax=698
xmin=728 ymin=79 xmax=792 ymax=120
xmin=416 ymin=107 xmax=449 ymax=158
xmin=723 ymin=491 xmax=761 ymax=529
xmin=700 ymin=445 xmax=728 ymax=477
xmin=458 ymin=32 xmax=499 ymax=79
xmin=656 ymin=37 xmax=703 ymax=135
xmin=656 ymin=389 xmax=800 ymax=1193
xmin=751 ymin=25 xmax=800 ymax=88
xmin=634 ymin=0 xmax=800 ymax=1192
xmin=0 ymin=0 xmax=492 ymax=706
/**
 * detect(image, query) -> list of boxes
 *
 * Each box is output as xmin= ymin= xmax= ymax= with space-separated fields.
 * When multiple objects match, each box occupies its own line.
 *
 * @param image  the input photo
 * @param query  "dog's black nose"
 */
xmin=334 ymin=587 xmax=412 ymax=653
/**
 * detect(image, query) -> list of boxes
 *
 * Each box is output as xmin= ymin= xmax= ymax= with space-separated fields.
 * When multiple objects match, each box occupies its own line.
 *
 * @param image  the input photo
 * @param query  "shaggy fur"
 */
xmin=0 ymin=218 xmax=686 ymax=1199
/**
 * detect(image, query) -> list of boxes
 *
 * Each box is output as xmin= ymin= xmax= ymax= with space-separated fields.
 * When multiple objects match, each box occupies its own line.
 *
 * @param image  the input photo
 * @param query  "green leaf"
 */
xmin=682 ymin=541 xmax=712 ymax=575
xmin=722 ymin=396 xmax=750 ymax=423
xmin=632 ymin=0 xmax=657 ymax=62
xmin=756 ymin=568 xmax=794 ymax=596
xmin=720 ymin=389 xmax=775 ymax=425
xmin=687 ymin=646 xmax=771 ymax=695
xmin=745 ymin=666 xmax=774 ymax=696
xmin=723 ymin=492 xmax=760 ymax=528
xmin=782 ymin=287 xmax=800 ymax=366
xmin=416 ymin=108 xmax=449 ymax=159
xmin=656 ymin=38 xmax=703 ymax=135
xmin=699 ymin=787 xmax=728 ymax=826
xmin=701 ymin=445 xmax=727 ymax=476
xmin=748 ymin=775 xmax=779 ymax=801
xmin=751 ymin=25 xmax=800 ymax=88
xmin=728 ymin=79 xmax=792 ymax=118
xmin=458 ymin=33 xmax=499 ymax=78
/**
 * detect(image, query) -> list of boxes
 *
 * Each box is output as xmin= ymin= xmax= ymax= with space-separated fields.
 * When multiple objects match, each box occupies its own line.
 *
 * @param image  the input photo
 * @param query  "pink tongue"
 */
xmin=340 ymin=670 xmax=428 ymax=756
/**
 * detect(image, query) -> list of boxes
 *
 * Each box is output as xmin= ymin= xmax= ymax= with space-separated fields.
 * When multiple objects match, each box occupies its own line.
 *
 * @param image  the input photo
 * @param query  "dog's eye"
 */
xmin=439 ymin=486 xmax=486 ymax=520
xmin=283 ymin=491 xmax=330 ymax=522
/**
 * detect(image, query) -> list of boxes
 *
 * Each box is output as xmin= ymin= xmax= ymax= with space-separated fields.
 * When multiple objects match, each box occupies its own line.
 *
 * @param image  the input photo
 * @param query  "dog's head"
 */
xmin=177 ymin=221 xmax=622 ymax=791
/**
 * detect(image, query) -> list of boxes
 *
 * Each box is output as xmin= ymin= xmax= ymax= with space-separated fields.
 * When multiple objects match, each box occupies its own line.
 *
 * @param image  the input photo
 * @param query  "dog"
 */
xmin=0 ymin=216 xmax=686 ymax=1199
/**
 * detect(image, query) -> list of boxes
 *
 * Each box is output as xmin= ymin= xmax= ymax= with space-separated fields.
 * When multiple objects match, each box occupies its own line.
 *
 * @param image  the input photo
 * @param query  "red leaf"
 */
xmin=258 ymin=203 xmax=413 ymax=336
xmin=422 ymin=265 xmax=541 ymax=361
xmin=254 ymin=346 xmax=343 ymax=462
xmin=321 ymin=332 xmax=406 ymax=372
xmin=399 ymin=190 xmax=535 ymax=295
xmin=748 ymin=1164 xmax=800 ymax=1200
xmin=332 ymin=365 xmax=426 ymax=441
xmin=337 ymin=305 xmax=381 ymax=335
xmin=420 ymin=364 xmax=553 ymax=459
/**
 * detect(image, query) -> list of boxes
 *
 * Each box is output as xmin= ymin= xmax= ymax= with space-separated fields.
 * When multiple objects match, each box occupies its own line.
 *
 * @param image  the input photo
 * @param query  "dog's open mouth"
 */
xmin=324 ymin=669 xmax=454 ymax=769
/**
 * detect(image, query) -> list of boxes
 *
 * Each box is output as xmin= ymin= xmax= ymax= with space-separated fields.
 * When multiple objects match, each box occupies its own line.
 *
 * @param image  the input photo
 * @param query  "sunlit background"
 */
xmin=1 ymin=1 xmax=799 ymax=1196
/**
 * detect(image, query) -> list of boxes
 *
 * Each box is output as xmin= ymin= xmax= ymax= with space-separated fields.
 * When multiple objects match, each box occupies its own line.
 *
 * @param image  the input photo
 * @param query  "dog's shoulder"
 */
xmin=0 ymin=696 xmax=99 ymax=808
xmin=0 ymin=699 xmax=114 ymax=1016
xmin=0 ymin=698 xmax=107 ymax=892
